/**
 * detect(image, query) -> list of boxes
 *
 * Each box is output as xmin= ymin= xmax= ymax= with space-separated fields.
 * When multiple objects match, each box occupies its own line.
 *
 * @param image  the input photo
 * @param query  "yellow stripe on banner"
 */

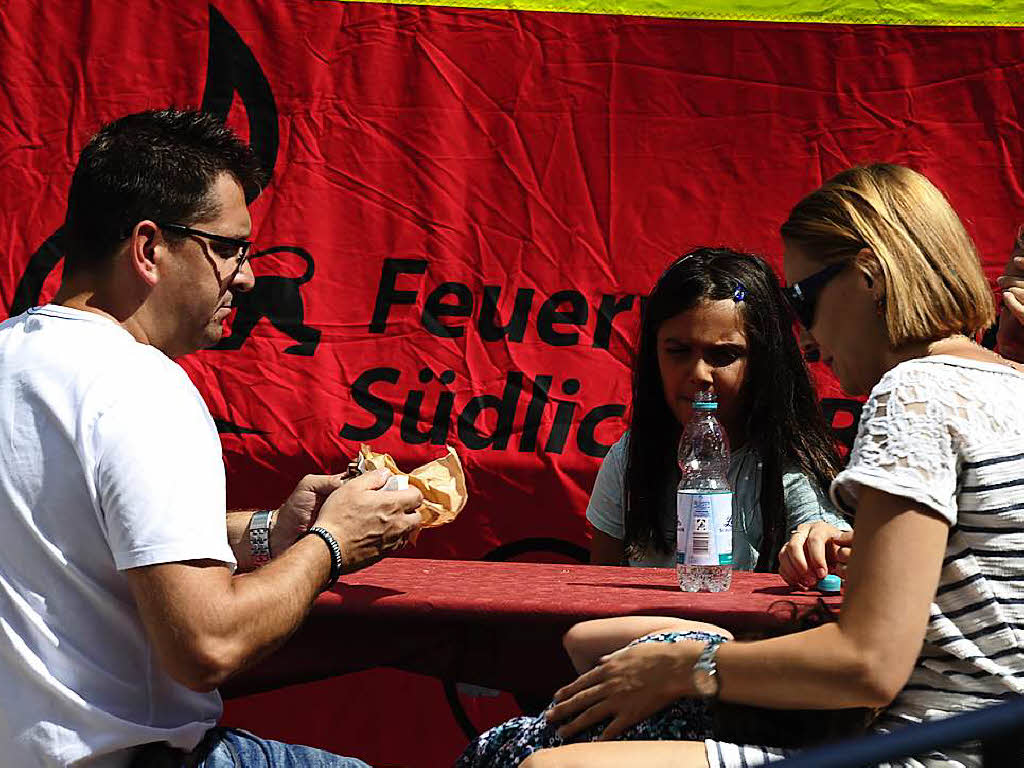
xmin=329 ymin=0 xmax=1024 ymax=25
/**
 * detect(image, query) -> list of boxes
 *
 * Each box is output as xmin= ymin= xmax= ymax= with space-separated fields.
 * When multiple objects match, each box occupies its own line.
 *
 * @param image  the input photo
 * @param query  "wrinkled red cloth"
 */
xmin=227 ymin=558 xmax=838 ymax=698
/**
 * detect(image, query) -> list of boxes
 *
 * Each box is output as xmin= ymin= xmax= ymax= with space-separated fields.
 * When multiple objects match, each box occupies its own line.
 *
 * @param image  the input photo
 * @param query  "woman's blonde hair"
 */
xmin=781 ymin=163 xmax=995 ymax=347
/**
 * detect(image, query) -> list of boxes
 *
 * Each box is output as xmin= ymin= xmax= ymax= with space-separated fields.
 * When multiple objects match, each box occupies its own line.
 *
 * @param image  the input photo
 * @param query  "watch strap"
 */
xmin=692 ymin=638 xmax=723 ymax=698
xmin=249 ymin=509 xmax=274 ymax=568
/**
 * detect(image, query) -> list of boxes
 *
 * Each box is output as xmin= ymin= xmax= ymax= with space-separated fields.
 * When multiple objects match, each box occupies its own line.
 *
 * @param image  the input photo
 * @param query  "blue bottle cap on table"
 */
xmin=816 ymin=574 xmax=842 ymax=593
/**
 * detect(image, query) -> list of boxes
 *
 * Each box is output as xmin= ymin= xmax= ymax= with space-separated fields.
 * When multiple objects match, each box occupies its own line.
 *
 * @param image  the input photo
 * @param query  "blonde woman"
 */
xmin=521 ymin=164 xmax=1024 ymax=768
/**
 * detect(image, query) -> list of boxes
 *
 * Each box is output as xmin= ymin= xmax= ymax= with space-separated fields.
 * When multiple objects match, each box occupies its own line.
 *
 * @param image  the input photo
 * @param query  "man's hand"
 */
xmin=315 ymin=469 xmax=423 ymax=573
xmin=546 ymin=639 xmax=699 ymax=740
xmin=997 ymin=246 xmax=1024 ymax=362
xmin=997 ymin=253 xmax=1024 ymax=325
xmin=271 ymin=472 xmax=348 ymax=556
xmin=778 ymin=521 xmax=853 ymax=588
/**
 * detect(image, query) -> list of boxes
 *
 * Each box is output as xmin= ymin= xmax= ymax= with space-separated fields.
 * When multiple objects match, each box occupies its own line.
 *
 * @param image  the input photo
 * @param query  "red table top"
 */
xmin=319 ymin=557 xmax=840 ymax=632
xmin=226 ymin=558 xmax=840 ymax=698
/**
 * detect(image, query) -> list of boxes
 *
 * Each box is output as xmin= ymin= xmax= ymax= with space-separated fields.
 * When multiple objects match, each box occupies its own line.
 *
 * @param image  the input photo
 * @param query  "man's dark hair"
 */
xmin=63 ymin=108 xmax=266 ymax=273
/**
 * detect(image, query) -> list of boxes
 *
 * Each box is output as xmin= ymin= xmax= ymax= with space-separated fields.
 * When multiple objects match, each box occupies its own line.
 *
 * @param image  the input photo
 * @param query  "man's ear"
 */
xmin=127 ymin=221 xmax=161 ymax=288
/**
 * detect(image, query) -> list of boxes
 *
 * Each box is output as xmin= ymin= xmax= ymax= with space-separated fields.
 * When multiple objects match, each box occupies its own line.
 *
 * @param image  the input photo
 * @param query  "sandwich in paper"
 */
xmin=357 ymin=444 xmax=467 ymax=527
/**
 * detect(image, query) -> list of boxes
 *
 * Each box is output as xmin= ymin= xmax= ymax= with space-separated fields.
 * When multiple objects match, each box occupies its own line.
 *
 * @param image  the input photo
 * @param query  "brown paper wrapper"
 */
xmin=358 ymin=444 xmax=468 ymax=527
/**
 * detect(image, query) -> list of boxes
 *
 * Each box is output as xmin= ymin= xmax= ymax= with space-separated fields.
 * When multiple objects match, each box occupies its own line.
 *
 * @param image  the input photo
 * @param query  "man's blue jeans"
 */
xmin=197 ymin=728 xmax=370 ymax=767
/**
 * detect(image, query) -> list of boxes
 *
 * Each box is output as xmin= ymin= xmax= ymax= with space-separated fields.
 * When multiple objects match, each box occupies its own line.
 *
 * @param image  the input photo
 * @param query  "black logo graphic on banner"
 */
xmin=213 ymin=246 xmax=321 ymax=355
xmin=820 ymin=397 xmax=862 ymax=454
xmin=214 ymin=418 xmax=266 ymax=436
xmin=9 ymin=230 xmax=63 ymax=318
xmin=7 ymin=6 xmax=321 ymax=430
xmin=10 ymin=6 xmax=282 ymax=319
xmin=9 ymin=5 xmax=321 ymax=356
xmin=203 ymin=7 xmax=321 ymax=358
xmin=201 ymin=5 xmax=278 ymax=184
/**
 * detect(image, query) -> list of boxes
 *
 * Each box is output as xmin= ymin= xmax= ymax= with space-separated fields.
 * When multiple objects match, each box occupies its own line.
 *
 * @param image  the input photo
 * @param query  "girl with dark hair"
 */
xmin=456 ymin=249 xmax=864 ymax=768
xmin=588 ymin=247 xmax=847 ymax=574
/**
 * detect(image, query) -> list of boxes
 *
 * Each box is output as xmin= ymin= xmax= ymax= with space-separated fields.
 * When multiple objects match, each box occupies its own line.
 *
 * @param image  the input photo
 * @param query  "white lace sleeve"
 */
xmin=831 ymin=362 xmax=959 ymax=525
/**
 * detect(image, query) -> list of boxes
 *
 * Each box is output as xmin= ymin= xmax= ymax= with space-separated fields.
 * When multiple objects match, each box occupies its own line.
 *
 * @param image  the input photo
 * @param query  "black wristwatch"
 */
xmin=691 ymin=639 xmax=723 ymax=698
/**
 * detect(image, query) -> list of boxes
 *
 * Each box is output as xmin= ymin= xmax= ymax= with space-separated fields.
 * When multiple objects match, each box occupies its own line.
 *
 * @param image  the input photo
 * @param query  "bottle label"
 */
xmin=676 ymin=491 xmax=733 ymax=567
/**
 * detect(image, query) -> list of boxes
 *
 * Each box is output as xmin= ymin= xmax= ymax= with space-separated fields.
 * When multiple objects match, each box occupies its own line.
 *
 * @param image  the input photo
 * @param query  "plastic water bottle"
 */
xmin=677 ymin=389 xmax=733 ymax=592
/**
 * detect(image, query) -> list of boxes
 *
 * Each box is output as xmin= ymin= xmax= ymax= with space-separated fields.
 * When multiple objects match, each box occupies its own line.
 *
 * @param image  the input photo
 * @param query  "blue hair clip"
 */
xmin=733 ymin=282 xmax=747 ymax=302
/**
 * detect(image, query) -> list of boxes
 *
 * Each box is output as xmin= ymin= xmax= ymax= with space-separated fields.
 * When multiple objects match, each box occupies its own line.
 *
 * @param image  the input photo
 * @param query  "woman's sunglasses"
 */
xmin=783 ymin=261 xmax=846 ymax=329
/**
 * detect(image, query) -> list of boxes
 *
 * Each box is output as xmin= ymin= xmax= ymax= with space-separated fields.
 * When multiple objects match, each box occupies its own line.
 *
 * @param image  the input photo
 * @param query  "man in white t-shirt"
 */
xmin=0 ymin=109 xmax=424 ymax=767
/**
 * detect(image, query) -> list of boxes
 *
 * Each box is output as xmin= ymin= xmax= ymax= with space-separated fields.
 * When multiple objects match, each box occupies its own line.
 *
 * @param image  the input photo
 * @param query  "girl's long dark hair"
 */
xmin=624 ymin=247 xmax=841 ymax=570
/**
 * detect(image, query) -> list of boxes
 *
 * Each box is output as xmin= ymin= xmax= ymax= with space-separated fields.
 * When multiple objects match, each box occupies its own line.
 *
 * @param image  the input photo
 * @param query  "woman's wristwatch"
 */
xmin=691 ymin=638 xmax=723 ymax=698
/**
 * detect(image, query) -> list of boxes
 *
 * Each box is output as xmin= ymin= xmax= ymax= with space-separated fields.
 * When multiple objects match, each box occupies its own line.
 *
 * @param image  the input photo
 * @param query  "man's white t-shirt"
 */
xmin=0 ymin=305 xmax=237 ymax=767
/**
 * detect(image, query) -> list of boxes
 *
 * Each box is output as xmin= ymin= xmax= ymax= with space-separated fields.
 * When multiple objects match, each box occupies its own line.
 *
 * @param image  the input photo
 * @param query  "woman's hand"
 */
xmin=778 ymin=522 xmax=853 ymax=588
xmin=545 ymin=639 xmax=702 ymax=740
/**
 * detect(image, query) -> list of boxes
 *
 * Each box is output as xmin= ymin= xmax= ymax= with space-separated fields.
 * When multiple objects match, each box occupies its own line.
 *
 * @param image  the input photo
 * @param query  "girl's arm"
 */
xmin=782 ymin=468 xmax=851 ymax=533
xmin=563 ymin=616 xmax=733 ymax=673
xmin=778 ymin=470 xmax=854 ymax=586
xmin=549 ymin=487 xmax=948 ymax=738
xmin=586 ymin=436 xmax=630 ymax=565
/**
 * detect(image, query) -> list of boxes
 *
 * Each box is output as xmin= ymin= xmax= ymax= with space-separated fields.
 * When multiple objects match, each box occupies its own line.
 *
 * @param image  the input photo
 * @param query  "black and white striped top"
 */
xmin=831 ymin=355 xmax=1024 ymax=765
xmin=707 ymin=356 xmax=1024 ymax=768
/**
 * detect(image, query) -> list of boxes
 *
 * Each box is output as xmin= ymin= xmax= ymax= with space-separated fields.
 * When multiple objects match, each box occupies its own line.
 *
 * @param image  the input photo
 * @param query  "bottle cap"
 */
xmin=693 ymin=389 xmax=717 ymax=410
xmin=815 ymin=574 xmax=842 ymax=593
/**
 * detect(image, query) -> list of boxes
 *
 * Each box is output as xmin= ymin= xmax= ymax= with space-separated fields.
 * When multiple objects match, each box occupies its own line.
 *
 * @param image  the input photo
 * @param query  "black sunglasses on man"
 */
xmin=156 ymin=222 xmax=254 ymax=269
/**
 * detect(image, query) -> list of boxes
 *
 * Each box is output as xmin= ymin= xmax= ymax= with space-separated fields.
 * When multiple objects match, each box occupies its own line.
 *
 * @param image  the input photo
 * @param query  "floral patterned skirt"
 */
xmin=455 ymin=630 xmax=726 ymax=768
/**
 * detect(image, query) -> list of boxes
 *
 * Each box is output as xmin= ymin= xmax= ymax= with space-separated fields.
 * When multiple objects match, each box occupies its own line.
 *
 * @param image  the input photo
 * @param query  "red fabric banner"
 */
xmin=2 ymin=2 xmax=1023 ymax=763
